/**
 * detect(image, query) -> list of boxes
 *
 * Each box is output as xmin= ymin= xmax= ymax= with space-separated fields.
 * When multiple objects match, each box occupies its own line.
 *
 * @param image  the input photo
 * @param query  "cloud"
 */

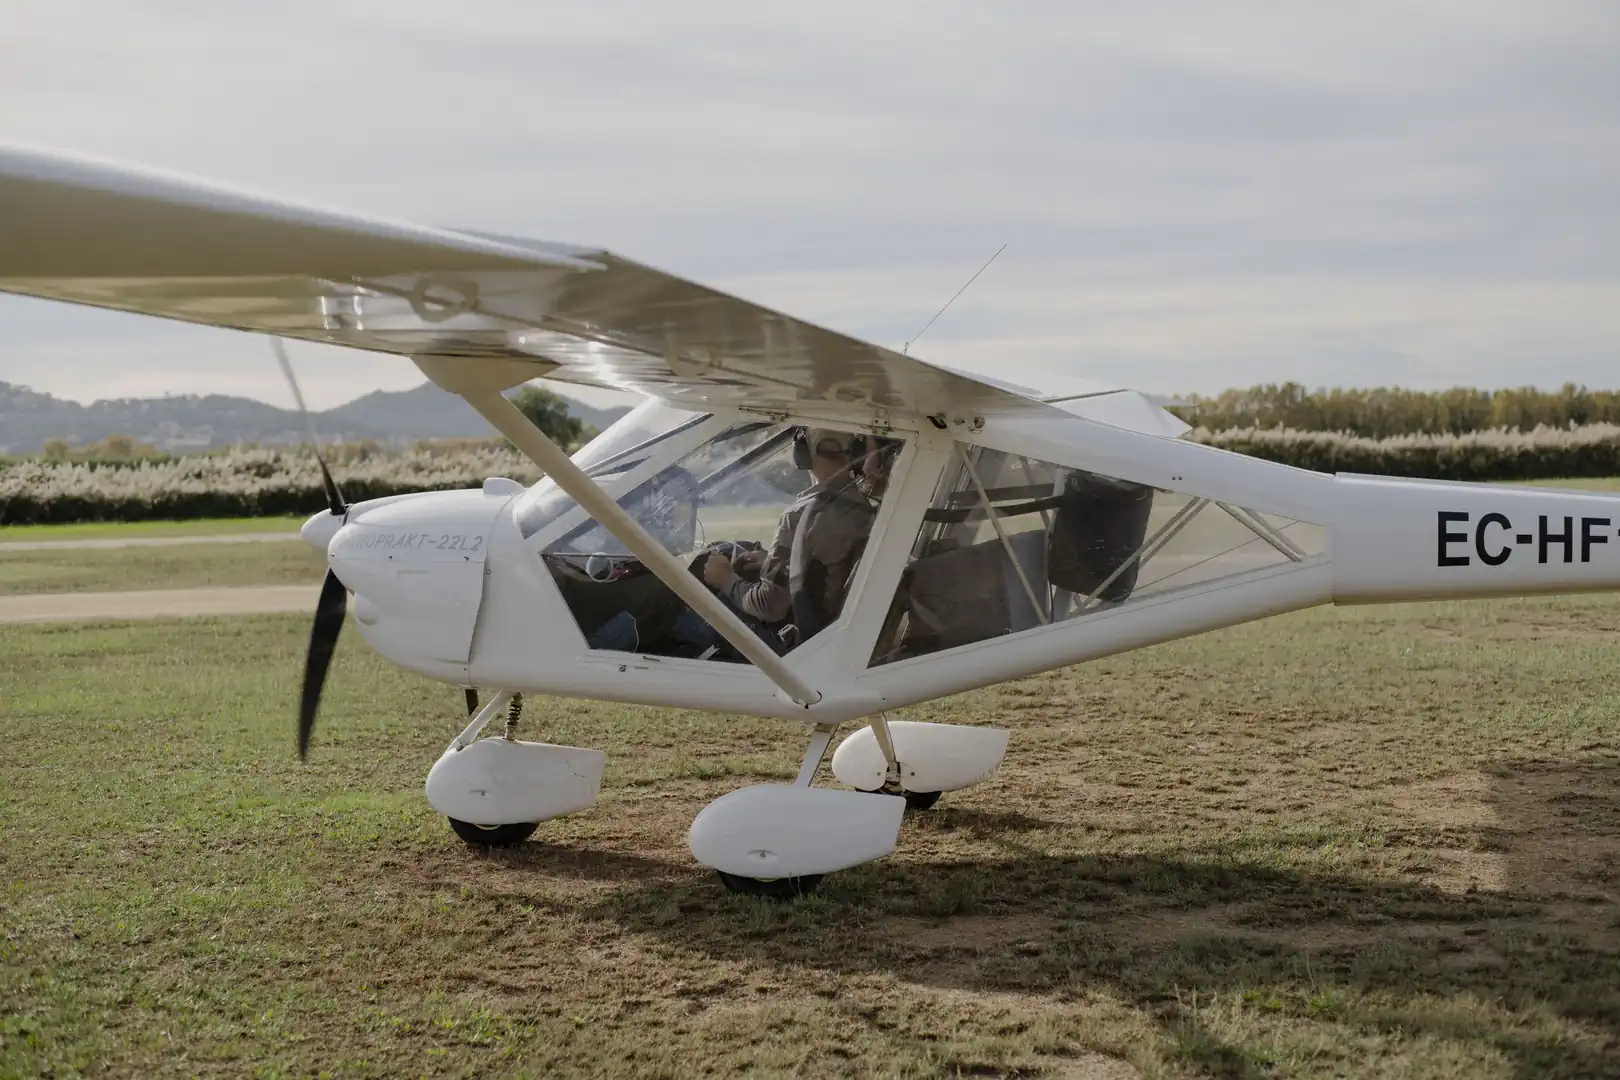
xmin=0 ymin=1 xmax=1616 ymax=410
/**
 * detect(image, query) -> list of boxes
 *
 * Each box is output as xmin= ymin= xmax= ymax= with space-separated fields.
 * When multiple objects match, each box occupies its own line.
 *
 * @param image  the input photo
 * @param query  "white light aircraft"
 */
xmin=6 ymin=144 xmax=1620 ymax=898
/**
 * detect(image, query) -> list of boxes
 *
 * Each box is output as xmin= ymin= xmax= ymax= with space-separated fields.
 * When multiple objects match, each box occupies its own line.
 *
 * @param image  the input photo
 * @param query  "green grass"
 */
xmin=5 ymin=595 xmax=1620 ymax=1077
xmin=1492 ymin=476 xmax=1620 ymax=492
xmin=0 ymin=516 xmax=305 ymax=542
xmin=0 ymin=542 xmax=326 ymax=595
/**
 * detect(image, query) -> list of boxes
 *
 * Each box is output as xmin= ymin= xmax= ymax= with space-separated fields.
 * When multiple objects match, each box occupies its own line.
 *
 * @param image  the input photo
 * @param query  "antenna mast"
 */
xmin=902 ymin=243 xmax=1007 ymax=355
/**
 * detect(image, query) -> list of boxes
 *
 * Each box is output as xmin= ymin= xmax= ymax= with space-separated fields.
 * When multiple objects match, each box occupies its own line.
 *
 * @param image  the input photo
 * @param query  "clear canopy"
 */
xmin=533 ymin=416 xmax=904 ymax=661
xmin=511 ymin=399 xmax=710 ymax=542
xmin=569 ymin=399 xmax=710 ymax=477
xmin=548 ymin=420 xmax=789 ymax=557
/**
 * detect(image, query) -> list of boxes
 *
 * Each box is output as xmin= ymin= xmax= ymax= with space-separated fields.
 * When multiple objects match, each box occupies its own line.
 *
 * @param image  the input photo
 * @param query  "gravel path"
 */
xmin=0 ymin=584 xmax=320 ymax=624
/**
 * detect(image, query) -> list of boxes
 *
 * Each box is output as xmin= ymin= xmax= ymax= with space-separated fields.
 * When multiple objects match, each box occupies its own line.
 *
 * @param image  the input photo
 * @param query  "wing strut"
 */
xmin=456 ymin=386 xmax=823 ymax=708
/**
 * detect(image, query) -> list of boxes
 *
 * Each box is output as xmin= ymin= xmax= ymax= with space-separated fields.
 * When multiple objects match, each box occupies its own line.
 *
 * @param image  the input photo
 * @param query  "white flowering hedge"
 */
xmin=0 ymin=444 xmax=544 ymax=525
xmin=6 ymin=426 xmax=1620 ymax=524
xmin=1191 ymin=423 xmax=1620 ymax=482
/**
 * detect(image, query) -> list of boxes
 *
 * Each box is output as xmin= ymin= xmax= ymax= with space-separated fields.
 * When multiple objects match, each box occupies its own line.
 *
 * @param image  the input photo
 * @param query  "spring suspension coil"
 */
xmin=502 ymin=693 xmax=523 ymax=740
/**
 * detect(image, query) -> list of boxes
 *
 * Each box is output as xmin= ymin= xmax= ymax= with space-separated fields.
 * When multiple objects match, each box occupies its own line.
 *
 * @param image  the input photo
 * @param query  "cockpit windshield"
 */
xmin=548 ymin=420 xmax=783 ymax=557
xmin=511 ymin=399 xmax=709 ymax=541
xmin=572 ymin=400 xmax=710 ymax=479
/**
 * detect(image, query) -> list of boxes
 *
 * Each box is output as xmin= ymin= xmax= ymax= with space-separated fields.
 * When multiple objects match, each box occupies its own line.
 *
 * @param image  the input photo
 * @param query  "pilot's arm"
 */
xmin=701 ymin=508 xmax=797 ymax=624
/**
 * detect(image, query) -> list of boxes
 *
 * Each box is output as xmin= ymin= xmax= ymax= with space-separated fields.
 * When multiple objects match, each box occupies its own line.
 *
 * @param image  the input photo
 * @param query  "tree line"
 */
xmin=1167 ymin=382 xmax=1620 ymax=438
xmin=23 ymin=383 xmax=1620 ymax=467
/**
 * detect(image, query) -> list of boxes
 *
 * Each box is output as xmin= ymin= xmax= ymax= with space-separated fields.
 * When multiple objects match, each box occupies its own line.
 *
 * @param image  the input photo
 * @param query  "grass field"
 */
xmin=5 ymin=595 xmax=1620 ymax=1078
xmin=0 ymin=516 xmax=305 ymax=543
xmin=1493 ymin=477 xmax=1620 ymax=491
xmin=0 ymin=541 xmax=326 ymax=596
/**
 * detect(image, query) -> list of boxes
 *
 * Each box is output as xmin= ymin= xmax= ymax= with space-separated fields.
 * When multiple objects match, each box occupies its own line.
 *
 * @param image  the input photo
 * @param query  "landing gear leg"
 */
xmin=865 ymin=713 xmax=943 ymax=811
xmin=712 ymin=722 xmax=841 ymax=900
xmin=794 ymin=722 xmax=839 ymax=787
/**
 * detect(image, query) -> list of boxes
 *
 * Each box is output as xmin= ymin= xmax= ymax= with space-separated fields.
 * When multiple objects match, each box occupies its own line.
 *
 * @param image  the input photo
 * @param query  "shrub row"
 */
xmin=1185 ymin=424 xmax=1620 ymax=482
xmin=6 ymin=426 xmax=1620 ymax=525
xmin=1169 ymin=381 xmax=1620 ymax=437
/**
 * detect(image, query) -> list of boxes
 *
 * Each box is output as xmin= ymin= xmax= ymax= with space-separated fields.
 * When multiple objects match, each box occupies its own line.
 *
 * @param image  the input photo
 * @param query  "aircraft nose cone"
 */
xmin=301 ymin=509 xmax=343 ymax=554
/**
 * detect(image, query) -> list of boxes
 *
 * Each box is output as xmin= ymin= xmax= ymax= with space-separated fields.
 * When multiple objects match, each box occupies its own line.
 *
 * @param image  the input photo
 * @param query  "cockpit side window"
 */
xmin=867 ymin=443 xmax=1325 ymax=667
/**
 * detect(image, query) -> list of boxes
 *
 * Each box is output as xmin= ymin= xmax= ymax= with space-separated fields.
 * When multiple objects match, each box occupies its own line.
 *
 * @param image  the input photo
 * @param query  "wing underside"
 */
xmin=0 ymin=144 xmax=1182 ymax=432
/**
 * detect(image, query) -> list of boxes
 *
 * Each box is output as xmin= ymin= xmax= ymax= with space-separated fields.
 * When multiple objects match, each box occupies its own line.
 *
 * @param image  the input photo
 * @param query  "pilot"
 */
xmin=701 ymin=427 xmax=874 ymax=644
xmin=857 ymin=435 xmax=902 ymax=501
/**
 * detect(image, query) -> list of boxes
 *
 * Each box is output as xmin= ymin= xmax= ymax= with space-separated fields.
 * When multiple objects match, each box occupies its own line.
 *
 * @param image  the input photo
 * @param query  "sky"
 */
xmin=1 ymin=1 xmax=1617 ymax=412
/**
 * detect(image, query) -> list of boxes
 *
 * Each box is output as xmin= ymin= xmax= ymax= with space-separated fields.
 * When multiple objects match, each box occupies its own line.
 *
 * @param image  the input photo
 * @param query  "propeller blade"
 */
xmin=465 ymin=688 xmax=479 ymax=716
xmin=313 ymin=456 xmax=346 ymax=520
xmin=297 ymin=569 xmax=349 ymax=759
xmin=271 ymin=337 xmax=347 ymax=516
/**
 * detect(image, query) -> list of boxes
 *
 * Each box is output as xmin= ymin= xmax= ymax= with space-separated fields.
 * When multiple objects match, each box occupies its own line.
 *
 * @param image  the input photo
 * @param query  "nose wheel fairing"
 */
xmin=425 ymin=737 xmax=606 ymax=827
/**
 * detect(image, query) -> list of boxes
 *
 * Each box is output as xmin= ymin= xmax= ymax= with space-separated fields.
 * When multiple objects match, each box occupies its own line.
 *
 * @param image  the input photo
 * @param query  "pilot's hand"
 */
xmin=702 ymin=552 xmax=736 ymax=589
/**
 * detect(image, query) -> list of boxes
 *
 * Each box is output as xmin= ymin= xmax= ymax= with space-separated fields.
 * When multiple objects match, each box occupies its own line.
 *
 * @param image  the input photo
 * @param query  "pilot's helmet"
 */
xmin=804 ymin=428 xmax=860 ymax=461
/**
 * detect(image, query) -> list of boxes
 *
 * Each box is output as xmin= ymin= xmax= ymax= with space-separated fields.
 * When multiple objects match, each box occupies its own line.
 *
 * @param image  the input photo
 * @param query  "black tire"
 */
xmin=448 ymin=818 xmax=539 ymax=848
xmin=716 ymin=870 xmax=824 ymax=900
xmin=857 ymin=786 xmax=943 ymax=811
xmin=904 ymin=790 xmax=942 ymax=811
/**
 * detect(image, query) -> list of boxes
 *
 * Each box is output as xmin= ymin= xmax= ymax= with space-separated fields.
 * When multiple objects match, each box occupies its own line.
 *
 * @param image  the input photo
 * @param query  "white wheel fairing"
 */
xmin=425 ymin=737 xmax=605 ymax=826
xmin=687 ymin=785 xmax=905 ymax=878
xmin=830 ymin=720 xmax=1009 ymax=794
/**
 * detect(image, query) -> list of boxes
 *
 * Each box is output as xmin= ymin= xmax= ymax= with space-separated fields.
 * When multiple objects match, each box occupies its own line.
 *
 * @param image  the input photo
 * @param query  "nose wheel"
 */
xmin=433 ymin=691 xmax=604 ymax=851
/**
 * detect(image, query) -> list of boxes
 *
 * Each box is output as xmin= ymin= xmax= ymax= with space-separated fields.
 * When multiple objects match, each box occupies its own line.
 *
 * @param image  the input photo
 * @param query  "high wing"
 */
xmin=0 ymin=143 xmax=1185 ymax=434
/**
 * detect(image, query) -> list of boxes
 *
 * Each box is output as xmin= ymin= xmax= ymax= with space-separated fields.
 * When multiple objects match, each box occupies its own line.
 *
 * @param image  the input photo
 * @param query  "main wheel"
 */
xmin=857 ymin=786 xmax=943 ymax=811
xmin=448 ymin=818 xmax=539 ymax=848
xmin=715 ymin=870 xmax=824 ymax=900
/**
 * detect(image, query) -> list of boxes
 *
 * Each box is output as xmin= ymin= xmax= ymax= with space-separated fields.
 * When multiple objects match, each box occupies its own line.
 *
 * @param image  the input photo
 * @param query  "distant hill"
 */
xmin=319 ymin=382 xmax=633 ymax=443
xmin=0 ymin=380 xmax=634 ymax=454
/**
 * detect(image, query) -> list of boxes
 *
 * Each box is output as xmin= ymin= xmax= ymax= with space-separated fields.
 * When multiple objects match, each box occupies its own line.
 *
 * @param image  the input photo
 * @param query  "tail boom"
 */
xmin=1331 ymin=474 xmax=1620 ymax=604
